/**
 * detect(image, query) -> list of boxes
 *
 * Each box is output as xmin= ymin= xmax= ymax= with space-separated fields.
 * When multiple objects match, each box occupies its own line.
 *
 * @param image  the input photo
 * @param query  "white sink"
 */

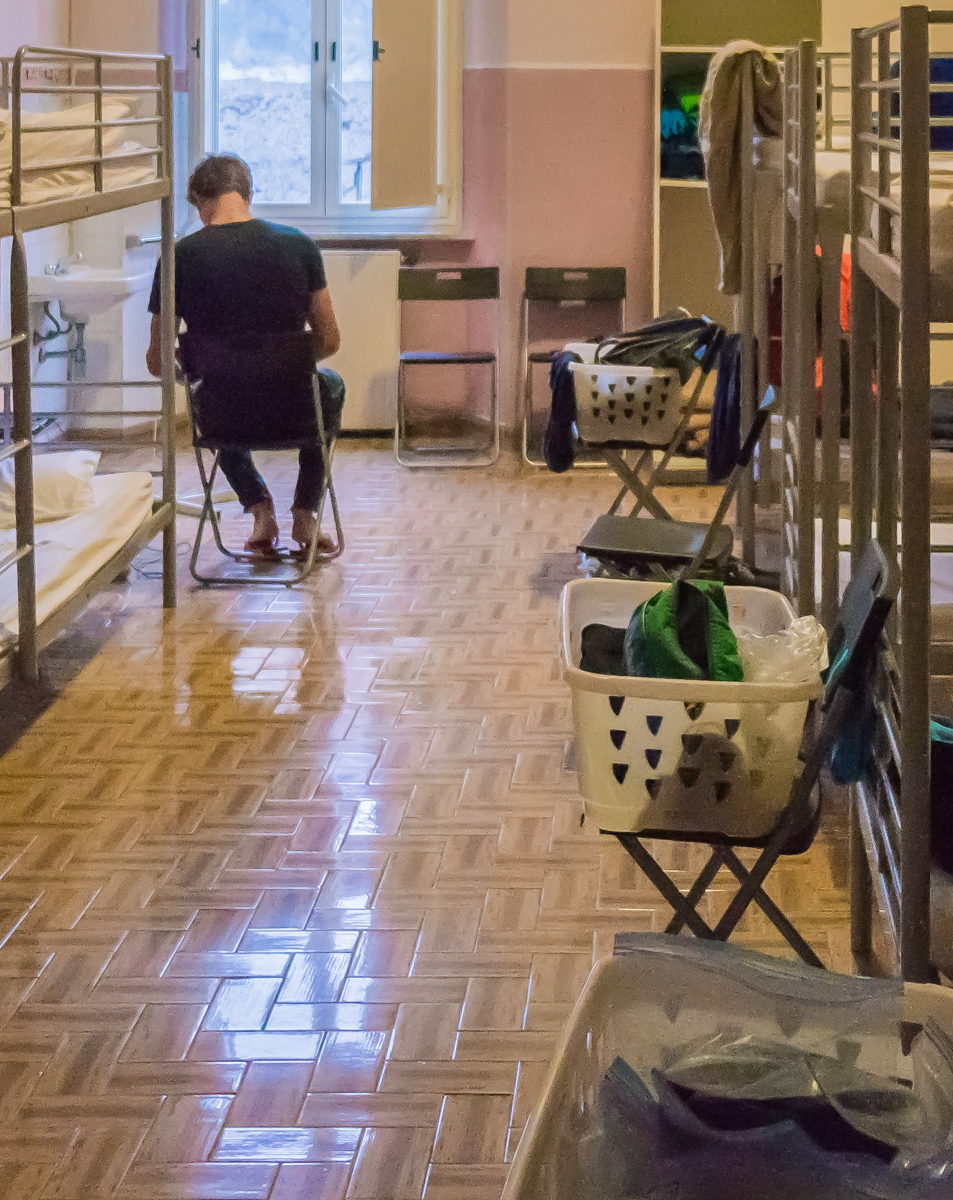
xmin=28 ymin=266 xmax=154 ymax=324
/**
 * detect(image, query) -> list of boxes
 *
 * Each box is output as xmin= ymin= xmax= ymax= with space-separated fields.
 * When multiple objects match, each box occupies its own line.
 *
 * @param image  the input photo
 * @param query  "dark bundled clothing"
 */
xmin=544 ymin=350 xmax=582 ymax=473
xmin=707 ymin=332 xmax=742 ymax=484
xmin=580 ymin=623 xmax=626 ymax=675
xmin=931 ymin=385 xmax=953 ymax=449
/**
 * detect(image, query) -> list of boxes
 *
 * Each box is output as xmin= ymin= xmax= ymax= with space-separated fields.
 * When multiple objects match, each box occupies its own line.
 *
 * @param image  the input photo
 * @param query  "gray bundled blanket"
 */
xmin=699 ymin=41 xmax=783 ymax=296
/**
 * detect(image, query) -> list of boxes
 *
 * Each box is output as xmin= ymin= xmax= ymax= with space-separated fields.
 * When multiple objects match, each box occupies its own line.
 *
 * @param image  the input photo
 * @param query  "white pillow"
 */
xmin=0 ymin=99 xmax=138 ymax=171
xmin=0 ymin=450 xmax=100 ymax=529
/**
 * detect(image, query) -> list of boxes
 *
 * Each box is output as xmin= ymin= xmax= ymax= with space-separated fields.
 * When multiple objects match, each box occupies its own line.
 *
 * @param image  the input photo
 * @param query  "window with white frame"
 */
xmin=194 ymin=0 xmax=461 ymax=235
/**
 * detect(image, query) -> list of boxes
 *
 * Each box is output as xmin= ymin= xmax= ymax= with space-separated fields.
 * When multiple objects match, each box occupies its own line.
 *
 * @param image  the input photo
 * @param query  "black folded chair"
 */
xmin=178 ymin=330 xmax=344 ymax=587
xmin=579 ymin=389 xmax=775 ymax=583
xmin=612 ymin=540 xmax=897 ymax=969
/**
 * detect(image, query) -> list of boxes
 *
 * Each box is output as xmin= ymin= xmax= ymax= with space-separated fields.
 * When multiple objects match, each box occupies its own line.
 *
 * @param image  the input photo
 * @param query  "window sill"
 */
xmin=316 ymin=235 xmax=476 ymax=264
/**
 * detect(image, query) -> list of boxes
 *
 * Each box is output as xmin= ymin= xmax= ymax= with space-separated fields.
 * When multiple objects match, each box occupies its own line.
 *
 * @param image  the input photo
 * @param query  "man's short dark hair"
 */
xmin=187 ymin=155 xmax=253 ymax=206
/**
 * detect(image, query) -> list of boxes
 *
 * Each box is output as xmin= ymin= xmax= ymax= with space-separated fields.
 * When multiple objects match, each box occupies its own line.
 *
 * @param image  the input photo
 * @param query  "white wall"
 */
xmin=465 ymin=0 xmax=655 ymax=69
xmin=0 ymin=0 xmax=69 ymax=55
xmin=822 ymin=1 xmax=905 ymax=51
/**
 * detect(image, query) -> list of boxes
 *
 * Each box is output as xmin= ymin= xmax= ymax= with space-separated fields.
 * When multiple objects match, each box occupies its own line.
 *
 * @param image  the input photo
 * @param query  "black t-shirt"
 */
xmin=147 ymin=218 xmax=327 ymax=335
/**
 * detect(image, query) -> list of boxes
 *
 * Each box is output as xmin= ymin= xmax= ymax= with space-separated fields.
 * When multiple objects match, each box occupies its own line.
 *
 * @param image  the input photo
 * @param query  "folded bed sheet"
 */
xmin=759 ymin=137 xmax=953 ymax=307
xmin=0 ymin=99 xmax=158 ymax=208
xmin=0 ymin=470 xmax=153 ymax=636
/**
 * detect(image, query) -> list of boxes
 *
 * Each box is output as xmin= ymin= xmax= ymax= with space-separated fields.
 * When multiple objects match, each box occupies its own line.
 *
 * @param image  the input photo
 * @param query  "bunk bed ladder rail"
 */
xmin=780 ymin=41 xmax=818 ymax=621
xmin=849 ymin=8 xmax=936 ymax=984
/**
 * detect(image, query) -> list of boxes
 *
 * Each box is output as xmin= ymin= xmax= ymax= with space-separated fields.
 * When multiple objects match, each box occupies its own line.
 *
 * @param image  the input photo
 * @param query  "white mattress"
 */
xmin=760 ymin=137 xmax=953 ymax=298
xmin=0 ymin=160 xmax=156 ymax=209
xmin=0 ymin=100 xmax=158 ymax=208
xmin=0 ymin=471 xmax=153 ymax=637
xmin=812 ymin=516 xmax=953 ymax=605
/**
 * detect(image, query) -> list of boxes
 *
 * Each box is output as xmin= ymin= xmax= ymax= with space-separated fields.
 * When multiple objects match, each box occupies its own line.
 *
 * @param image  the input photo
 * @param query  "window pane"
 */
xmin=338 ymin=0 xmax=373 ymax=204
xmin=217 ymin=0 xmax=312 ymax=204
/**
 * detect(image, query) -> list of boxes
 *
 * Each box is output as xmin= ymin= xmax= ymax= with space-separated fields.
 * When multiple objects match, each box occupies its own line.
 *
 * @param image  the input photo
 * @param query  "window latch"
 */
xmin=190 ymin=37 xmax=200 ymax=59
xmin=314 ymin=41 xmax=320 ymax=62
xmin=373 ymin=41 xmax=384 ymax=62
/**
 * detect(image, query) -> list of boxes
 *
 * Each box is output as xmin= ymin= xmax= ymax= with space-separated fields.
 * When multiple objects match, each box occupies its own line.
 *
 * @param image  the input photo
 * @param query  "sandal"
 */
xmin=243 ymin=534 xmax=281 ymax=559
xmin=290 ymin=533 xmax=336 ymax=561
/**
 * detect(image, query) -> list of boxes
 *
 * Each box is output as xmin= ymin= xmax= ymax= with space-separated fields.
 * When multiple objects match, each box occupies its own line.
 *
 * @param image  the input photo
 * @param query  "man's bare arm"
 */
xmin=309 ymin=287 xmax=341 ymax=360
xmin=146 ymin=313 xmax=181 ymax=377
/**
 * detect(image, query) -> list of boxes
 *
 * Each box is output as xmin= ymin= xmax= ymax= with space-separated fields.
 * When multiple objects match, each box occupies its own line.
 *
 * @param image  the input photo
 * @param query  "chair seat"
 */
xmin=578 ymin=514 xmax=734 ymax=567
xmin=610 ymin=799 xmax=821 ymax=855
xmin=400 ymin=351 xmax=496 ymax=365
xmin=194 ymin=437 xmax=319 ymax=452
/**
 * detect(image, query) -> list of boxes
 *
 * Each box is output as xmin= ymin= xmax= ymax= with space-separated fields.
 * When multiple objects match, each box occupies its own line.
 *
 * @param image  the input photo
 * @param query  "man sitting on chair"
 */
xmin=146 ymin=154 xmax=342 ymax=558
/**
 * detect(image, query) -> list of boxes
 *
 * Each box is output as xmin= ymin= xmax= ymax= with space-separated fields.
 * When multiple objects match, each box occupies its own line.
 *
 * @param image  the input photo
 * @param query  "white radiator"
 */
xmin=321 ymin=249 xmax=400 ymax=432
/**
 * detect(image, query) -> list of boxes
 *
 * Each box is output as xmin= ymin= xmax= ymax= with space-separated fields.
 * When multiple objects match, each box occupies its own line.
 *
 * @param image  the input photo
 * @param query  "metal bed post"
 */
xmin=737 ymin=68 xmax=757 ymax=569
xmin=10 ymin=47 xmax=37 ymax=683
xmin=818 ymin=206 xmax=843 ymax=631
xmin=848 ymin=25 xmax=877 ymax=967
xmin=781 ymin=49 xmax=798 ymax=608
xmin=159 ymin=53 xmax=176 ymax=611
xmin=849 ymin=34 xmax=877 ymax=571
xmin=875 ymin=30 xmax=900 ymax=597
xmin=754 ymin=168 xmax=774 ymax=510
xmin=897 ymin=4 xmax=932 ymax=983
xmin=9 ymin=231 xmax=37 ymax=685
xmin=796 ymin=39 xmax=817 ymax=619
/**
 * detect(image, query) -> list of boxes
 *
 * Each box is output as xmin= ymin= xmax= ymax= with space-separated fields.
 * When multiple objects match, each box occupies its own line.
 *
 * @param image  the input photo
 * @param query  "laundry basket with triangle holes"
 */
xmin=560 ymin=579 xmax=823 ymax=837
xmin=569 ymin=361 xmax=680 ymax=445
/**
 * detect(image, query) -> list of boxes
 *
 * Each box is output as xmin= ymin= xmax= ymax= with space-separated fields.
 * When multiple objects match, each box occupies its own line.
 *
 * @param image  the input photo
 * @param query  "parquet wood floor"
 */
xmin=0 ymin=444 xmax=855 ymax=1199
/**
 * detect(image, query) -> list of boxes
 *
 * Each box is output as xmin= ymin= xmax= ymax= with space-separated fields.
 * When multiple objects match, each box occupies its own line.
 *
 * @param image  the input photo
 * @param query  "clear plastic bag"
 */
xmin=596 ymin=1026 xmax=953 ymax=1199
xmin=735 ymin=615 xmax=829 ymax=684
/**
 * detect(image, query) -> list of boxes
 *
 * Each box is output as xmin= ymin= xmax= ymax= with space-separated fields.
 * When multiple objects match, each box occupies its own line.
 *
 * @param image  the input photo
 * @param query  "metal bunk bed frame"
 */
xmin=780 ymin=43 xmax=853 ymax=632
xmin=0 ymin=44 xmax=176 ymax=686
xmin=848 ymin=6 xmax=942 ymax=983
xmin=735 ymin=50 xmax=850 ymax=581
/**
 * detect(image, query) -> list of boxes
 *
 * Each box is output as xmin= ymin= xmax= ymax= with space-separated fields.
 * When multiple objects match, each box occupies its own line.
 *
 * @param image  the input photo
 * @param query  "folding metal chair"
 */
xmin=396 ymin=266 xmax=500 ymax=467
xmin=578 ymin=390 xmax=775 ymax=581
xmin=520 ymin=266 xmax=627 ymax=467
xmin=179 ymin=331 xmax=344 ymax=588
xmin=612 ymin=540 xmax=897 ymax=969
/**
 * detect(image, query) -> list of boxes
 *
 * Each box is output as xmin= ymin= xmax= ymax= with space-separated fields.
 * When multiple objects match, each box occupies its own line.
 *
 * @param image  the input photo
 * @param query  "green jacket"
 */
xmin=624 ymin=579 xmax=743 ymax=682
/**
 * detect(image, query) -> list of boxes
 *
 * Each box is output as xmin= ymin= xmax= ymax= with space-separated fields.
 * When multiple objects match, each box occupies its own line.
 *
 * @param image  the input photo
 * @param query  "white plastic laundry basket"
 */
xmin=569 ymin=361 xmax=681 ymax=447
xmin=501 ymin=939 xmax=953 ymax=1200
xmin=560 ymin=579 xmax=822 ymax=838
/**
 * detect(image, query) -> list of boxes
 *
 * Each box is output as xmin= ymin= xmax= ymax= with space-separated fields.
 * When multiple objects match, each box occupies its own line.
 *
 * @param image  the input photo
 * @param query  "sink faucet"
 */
xmin=43 ymin=252 xmax=83 ymax=277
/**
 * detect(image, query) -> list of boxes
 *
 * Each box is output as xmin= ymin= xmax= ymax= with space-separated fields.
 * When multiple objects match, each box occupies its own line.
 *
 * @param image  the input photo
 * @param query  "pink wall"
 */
xmin=409 ymin=65 xmax=655 ymax=431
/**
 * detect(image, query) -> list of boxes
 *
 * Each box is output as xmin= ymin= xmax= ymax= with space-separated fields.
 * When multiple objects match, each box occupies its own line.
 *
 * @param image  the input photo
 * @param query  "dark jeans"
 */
xmin=218 ymin=446 xmax=324 ymax=512
xmin=214 ymin=368 xmax=345 ymax=514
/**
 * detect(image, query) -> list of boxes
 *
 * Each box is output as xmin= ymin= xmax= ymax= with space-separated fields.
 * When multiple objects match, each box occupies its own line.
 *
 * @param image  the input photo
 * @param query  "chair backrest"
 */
xmin=179 ymin=330 xmax=320 ymax=449
xmin=524 ymin=267 xmax=626 ymax=304
xmin=790 ymin=540 xmax=898 ymax=809
xmin=824 ymin=539 xmax=898 ymax=697
xmin=398 ymin=267 xmax=499 ymax=302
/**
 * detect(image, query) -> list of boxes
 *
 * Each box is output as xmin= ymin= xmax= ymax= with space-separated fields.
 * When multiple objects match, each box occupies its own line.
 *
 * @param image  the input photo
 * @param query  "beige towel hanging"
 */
xmin=699 ymin=41 xmax=783 ymax=296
